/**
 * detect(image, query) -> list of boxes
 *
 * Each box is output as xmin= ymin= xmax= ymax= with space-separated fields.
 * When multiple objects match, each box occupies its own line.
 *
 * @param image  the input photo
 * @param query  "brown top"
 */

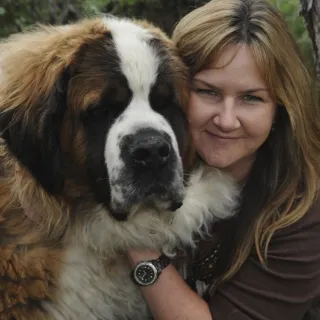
xmin=198 ymin=197 xmax=320 ymax=320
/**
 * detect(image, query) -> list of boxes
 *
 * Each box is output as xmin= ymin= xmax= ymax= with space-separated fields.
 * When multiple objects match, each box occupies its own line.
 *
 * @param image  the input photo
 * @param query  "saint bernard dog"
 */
xmin=0 ymin=15 xmax=239 ymax=320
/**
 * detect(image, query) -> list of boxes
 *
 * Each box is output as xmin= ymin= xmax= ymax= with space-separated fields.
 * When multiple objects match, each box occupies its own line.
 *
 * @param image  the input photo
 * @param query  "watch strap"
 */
xmin=152 ymin=254 xmax=171 ymax=273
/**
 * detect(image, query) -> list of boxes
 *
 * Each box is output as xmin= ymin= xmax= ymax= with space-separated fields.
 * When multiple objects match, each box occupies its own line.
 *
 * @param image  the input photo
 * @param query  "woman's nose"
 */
xmin=212 ymin=98 xmax=241 ymax=131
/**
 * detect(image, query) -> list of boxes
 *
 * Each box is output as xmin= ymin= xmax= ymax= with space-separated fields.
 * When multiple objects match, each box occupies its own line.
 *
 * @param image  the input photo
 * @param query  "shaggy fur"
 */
xmin=0 ymin=16 xmax=239 ymax=320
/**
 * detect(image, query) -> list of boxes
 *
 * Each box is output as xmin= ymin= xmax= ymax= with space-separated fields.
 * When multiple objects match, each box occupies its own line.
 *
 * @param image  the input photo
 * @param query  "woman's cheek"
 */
xmin=188 ymin=96 xmax=209 ymax=128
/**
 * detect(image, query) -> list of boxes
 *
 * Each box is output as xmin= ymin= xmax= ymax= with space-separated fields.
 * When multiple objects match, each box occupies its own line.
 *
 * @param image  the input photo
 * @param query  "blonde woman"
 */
xmin=127 ymin=0 xmax=320 ymax=319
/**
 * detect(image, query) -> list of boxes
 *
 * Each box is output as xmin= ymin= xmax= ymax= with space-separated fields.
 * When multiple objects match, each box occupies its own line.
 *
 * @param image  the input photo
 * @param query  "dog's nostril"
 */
xmin=158 ymin=144 xmax=170 ymax=158
xmin=130 ymin=139 xmax=171 ymax=167
xmin=170 ymin=201 xmax=183 ymax=211
xmin=132 ymin=148 xmax=150 ymax=162
xmin=124 ymin=129 xmax=174 ymax=168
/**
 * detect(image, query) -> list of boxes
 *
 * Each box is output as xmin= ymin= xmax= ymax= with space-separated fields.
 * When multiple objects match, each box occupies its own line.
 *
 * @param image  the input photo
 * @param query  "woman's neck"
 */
xmin=222 ymin=154 xmax=256 ymax=184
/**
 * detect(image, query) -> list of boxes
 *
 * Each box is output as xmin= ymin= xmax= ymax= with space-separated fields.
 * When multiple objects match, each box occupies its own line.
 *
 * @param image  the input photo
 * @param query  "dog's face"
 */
xmin=0 ymin=17 xmax=192 ymax=220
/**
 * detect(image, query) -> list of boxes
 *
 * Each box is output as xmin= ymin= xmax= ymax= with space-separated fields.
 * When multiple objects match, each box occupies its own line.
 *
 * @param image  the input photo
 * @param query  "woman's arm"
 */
xmin=128 ymin=198 xmax=320 ymax=320
xmin=128 ymin=249 xmax=213 ymax=320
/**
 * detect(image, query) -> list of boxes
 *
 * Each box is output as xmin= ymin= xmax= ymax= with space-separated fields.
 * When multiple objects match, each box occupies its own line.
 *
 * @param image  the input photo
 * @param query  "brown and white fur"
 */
xmin=0 ymin=16 xmax=239 ymax=320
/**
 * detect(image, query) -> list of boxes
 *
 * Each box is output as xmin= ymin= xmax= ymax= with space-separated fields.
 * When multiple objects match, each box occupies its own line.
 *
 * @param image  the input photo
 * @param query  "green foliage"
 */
xmin=0 ymin=0 xmax=82 ymax=37
xmin=269 ymin=0 xmax=314 ymax=68
xmin=0 ymin=0 xmax=208 ymax=38
xmin=0 ymin=0 xmax=314 ymax=69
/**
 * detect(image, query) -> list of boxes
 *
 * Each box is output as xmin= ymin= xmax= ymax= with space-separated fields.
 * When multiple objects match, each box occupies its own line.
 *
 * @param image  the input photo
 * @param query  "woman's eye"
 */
xmin=194 ymin=88 xmax=218 ymax=96
xmin=243 ymin=94 xmax=263 ymax=102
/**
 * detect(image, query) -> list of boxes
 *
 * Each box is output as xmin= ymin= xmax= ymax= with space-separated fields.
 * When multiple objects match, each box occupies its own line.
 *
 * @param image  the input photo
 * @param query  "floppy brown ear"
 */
xmin=0 ymin=17 xmax=110 ymax=195
xmin=0 ymin=70 xmax=69 ymax=194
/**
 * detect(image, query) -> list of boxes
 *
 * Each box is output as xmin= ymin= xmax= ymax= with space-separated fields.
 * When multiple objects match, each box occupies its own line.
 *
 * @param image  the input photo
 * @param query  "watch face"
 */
xmin=133 ymin=262 xmax=158 ymax=286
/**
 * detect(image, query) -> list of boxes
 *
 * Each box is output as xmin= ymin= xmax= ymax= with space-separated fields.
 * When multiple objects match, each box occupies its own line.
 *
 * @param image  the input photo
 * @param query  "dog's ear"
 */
xmin=0 ymin=70 xmax=69 ymax=194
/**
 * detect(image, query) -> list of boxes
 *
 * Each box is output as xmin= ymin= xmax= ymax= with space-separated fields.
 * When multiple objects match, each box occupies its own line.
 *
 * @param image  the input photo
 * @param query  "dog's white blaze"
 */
xmin=103 ymin=17 xmax=183 ymax=209
xmin=104 ymin=16 xmax=157 ymax=97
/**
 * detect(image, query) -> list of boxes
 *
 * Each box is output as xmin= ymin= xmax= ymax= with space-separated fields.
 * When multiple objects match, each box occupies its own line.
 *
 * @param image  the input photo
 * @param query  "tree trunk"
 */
xmin=300 ymin=0 xmax=320 ymax=79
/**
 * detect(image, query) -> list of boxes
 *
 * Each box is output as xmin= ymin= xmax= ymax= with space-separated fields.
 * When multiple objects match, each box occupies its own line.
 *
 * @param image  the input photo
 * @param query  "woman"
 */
xmin=128 ymin=0 xmax=320 ymax=319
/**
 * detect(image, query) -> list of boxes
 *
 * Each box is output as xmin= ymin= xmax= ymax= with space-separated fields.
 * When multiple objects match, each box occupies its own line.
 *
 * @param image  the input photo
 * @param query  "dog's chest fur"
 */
xmin=45 ymin=243 xmax=150 ymax=320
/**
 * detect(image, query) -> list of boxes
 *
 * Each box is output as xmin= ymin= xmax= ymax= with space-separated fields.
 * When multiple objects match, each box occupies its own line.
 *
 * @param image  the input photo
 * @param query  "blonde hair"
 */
xmin=172 ymin=0 xmax=320 ymax=281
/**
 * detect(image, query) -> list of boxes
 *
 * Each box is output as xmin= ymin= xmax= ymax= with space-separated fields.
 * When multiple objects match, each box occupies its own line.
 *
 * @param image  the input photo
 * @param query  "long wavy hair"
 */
xmin=172 ymin=0 xmax=320 ymax=281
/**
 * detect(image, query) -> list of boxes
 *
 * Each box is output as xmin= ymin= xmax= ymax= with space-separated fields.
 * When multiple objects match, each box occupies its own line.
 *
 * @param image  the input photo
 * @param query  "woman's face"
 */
xmin=189 ymin=44 xmax=277 ymax=181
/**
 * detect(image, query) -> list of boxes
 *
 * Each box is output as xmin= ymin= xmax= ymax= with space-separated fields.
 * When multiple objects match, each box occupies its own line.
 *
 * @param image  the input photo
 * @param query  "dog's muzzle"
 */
xmin=110 ymin=128 xmax=185 ymax=220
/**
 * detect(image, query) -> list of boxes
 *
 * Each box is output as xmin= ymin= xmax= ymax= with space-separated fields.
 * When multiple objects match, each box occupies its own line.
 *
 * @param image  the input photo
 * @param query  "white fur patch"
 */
xmin=104 ymin=16 xmax=157 ymax=97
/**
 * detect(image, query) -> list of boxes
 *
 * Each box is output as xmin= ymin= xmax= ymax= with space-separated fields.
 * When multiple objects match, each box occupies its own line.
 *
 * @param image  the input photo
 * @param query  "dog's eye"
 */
xmin=79 ymin=77 xmax=132 ymax=124
xmin=89 ymin=106 xmax=107 ymax=116
xmin=80 ymin=105 xmax=107 ymax=122
xmin=150 ymin=83 xmax=175 ymax=111
xmin=156 ymin=83 xmax=171 ymax=97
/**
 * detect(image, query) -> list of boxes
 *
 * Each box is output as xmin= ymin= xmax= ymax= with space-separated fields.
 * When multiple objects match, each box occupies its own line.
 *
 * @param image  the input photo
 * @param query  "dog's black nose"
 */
xmin=127 ymin=129 xmax=172 ymax=168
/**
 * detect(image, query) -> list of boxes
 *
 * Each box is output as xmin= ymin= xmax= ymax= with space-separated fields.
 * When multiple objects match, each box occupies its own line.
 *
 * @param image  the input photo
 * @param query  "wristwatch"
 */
xmin=132 ymin=254 xmax=171 ymax=286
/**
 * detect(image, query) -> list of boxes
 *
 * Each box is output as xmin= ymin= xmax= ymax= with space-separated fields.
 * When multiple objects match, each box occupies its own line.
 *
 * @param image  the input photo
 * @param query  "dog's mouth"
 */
xmin=109 ymin=178 xmax=185 ymax=221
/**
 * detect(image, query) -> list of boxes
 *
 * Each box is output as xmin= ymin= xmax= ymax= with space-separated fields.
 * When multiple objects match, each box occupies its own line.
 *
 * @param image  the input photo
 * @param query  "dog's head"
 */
xmin=0 ymin=16 xmax=193 ymax=221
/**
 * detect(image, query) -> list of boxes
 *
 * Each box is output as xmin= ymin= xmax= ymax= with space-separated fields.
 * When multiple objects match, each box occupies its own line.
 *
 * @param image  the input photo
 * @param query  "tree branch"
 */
xmin=300 ymin=0 xmax=320 ymax=79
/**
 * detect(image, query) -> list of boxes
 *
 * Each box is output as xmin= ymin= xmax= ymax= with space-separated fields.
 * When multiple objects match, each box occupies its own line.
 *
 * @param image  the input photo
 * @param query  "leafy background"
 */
xmin=0 ymin=0 xmax=314 ymax=68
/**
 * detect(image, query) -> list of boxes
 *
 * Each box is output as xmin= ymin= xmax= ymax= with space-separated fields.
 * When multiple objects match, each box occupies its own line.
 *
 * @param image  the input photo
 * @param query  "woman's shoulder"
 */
xmin=207 ymin=196 xmax=320 ymax=320
xmin=273 ymin=194 xmax=320 ymax=239
xmin=265 ymin=194 xmax=320 ymax=283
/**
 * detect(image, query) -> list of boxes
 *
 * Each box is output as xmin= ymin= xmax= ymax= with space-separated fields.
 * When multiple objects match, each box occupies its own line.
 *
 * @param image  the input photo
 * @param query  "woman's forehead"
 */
xmin=194 ymin=44 xmax=269 ymax=89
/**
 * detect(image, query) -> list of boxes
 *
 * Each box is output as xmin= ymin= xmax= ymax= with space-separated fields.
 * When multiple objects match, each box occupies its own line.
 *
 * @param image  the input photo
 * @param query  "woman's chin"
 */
xmin=201 ymin=155 xmax=230 ymax=169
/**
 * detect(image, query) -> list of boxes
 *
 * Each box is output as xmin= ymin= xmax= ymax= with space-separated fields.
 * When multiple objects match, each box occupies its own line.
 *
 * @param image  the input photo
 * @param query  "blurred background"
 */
xmin=0 ymin=0 xmax=319 ymax=78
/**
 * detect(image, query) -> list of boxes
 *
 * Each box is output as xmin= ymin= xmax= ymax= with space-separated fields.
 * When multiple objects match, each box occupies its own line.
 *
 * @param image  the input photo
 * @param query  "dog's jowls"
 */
xmin=0 ymin=16 xmax=239 ymax=320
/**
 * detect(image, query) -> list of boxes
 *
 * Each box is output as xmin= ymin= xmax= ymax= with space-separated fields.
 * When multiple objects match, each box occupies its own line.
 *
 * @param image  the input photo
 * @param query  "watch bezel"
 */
xmin=133 ymin=261 xmax=158 ymax=286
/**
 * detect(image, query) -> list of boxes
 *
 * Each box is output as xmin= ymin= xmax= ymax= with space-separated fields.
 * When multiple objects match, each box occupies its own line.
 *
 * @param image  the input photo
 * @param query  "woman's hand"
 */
xmin=126 ymin=248 xmax=212 ymax=320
